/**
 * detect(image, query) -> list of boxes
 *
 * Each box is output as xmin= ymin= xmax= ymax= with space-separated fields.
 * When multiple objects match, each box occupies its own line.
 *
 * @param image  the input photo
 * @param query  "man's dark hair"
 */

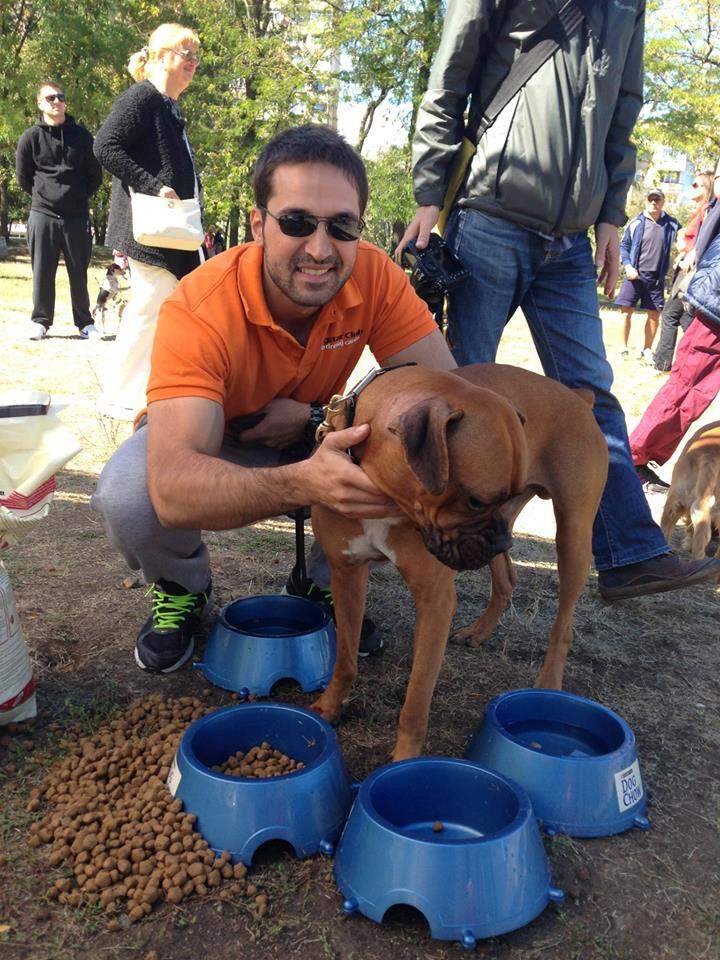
xmin=37 ymin=80 xmax=63 ymax=97
xmin=253 ymin=124 xmax=369 ymax=215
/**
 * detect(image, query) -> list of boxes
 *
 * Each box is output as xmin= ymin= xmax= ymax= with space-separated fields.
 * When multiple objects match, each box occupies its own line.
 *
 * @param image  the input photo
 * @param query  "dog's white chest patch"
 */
xmin=344 ymin=518 xmax=402 ymax=564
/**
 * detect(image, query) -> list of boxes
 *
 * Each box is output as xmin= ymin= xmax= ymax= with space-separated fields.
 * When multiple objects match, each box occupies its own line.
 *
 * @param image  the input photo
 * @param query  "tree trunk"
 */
xmin=243 ymin=207 xmax=253 ymax=242
xmin=228 ymin=202 xmax=240 ymax=247
xmin=0 ymin=175 xmax=8 ymax=240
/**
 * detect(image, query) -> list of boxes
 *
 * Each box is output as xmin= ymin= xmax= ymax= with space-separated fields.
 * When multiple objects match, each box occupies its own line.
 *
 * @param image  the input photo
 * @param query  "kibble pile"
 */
xmin=213 ymin=742 xmax=304 ymax=778
xmin=26 ymin=694 xmax=268 ymax=928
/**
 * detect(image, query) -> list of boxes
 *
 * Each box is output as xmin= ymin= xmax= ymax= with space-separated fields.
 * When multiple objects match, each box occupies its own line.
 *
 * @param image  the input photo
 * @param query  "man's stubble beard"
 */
xmin=263 ymin=251 xmax=354 ymax=309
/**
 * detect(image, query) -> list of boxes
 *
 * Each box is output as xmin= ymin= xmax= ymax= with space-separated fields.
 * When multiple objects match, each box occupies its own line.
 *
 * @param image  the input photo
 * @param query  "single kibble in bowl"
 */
xmin=432 ymin=821 xmax=444 ymax=833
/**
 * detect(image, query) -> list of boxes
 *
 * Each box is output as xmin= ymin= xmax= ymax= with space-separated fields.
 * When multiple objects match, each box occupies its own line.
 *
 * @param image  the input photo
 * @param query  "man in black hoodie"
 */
xmin=16 ymin=81 xmax=103 ymax=340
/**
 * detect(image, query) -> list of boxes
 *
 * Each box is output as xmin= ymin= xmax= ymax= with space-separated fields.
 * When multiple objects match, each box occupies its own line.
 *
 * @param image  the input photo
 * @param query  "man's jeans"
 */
xmin=445 ymin=207 xmax=668 ymax=571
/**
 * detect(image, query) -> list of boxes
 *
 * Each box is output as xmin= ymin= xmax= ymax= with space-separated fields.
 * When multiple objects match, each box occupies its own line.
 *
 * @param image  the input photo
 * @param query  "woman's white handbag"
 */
xmin=130 ymin=191 xmax=203 ymax=251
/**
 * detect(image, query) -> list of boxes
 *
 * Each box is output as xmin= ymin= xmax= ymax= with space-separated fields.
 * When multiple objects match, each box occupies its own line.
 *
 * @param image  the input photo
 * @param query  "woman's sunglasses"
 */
xmin=261 ymin=207 xmax=364 ymax=242
xmin=168 ymin=47 xmax=200 ymax=64
xmin=45 ymin=93 xmax=66 ymax=103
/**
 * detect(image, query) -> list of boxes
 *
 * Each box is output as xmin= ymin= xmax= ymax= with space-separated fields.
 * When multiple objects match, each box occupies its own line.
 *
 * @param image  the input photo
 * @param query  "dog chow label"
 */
xmin=166 ymin=755 xmax=181 ymax=797
xmin=614 ymin=759 xmax=643 ymax=811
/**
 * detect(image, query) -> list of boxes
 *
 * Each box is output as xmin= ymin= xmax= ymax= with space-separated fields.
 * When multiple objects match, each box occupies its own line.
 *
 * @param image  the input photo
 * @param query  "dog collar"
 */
xmin=316 ymin=362 xmax=418 ymax=447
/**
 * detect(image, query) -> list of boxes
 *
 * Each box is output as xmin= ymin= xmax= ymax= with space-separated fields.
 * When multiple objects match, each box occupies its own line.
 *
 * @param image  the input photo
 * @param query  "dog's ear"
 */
xmin=388 ymin=399 xmax=464 ymax=495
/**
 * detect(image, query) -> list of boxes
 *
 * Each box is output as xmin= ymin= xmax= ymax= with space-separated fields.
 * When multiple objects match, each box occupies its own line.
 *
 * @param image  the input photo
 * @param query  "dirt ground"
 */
xmin=1 ymin=242 xmax=719 ymax=960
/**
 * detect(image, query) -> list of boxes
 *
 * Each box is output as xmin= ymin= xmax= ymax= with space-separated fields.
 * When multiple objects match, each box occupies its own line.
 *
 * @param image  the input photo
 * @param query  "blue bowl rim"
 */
xmin=217 ymin=593 xmax=333 ymax=638
xmin=179 ymin=702 xmax=340 ymax=785
xmin=480 ymin=688 xmax=636 ymax=764
xmin=357 ymin=756 xmax=534 ymax=846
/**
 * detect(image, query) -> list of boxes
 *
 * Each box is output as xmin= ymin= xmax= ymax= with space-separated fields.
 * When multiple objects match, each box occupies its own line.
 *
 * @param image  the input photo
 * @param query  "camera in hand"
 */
xmin=401 ymin=235 xmax=469 ymax=315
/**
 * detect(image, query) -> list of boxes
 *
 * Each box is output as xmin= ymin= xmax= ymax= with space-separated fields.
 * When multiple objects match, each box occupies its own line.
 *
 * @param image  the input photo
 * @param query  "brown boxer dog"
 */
xmin=310 ymin=363 xmax=608 ymax=761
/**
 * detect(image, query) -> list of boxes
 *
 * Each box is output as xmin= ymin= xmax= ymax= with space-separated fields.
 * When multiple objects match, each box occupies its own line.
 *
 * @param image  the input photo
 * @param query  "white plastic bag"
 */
xmin=0 ymin=562 xmax=36 ymax=723
xmin=0 ymin=390 xmax=82 ymax=547
xmin=0 ymin=391 xmax=81 ymax=724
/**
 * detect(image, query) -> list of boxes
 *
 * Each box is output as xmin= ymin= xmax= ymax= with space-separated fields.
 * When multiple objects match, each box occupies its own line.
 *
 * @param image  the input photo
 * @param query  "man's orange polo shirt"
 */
xmin=146 ymin=241 xmax=437 ymax=421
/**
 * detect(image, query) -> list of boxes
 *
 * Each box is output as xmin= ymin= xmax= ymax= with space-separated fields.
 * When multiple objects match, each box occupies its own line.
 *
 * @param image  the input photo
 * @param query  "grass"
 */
xmin=0 ymin=239 xmax=719 ymax=960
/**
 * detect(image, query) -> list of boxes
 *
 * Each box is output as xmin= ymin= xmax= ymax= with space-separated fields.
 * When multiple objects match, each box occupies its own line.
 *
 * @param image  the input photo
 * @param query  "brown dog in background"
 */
xmin=661 ymin=420 xmax=720 ymax=559
xmin=310 ymin=363 xmax=608 ymax=760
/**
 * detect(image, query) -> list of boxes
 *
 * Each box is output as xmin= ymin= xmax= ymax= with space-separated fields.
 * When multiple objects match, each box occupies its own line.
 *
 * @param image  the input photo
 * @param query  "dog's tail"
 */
xmin=689 ymin=459 xmax=720 ymax=559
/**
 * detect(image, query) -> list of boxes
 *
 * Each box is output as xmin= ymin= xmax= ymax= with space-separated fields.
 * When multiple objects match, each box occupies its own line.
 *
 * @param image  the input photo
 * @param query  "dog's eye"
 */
xmin=468 ymin=496 xmax=486 ymax=510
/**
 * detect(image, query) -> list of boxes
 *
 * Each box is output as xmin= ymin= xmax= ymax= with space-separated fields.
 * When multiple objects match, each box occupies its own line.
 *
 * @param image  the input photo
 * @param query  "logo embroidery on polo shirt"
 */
xmin=321 ymin=329 xmax=363 ymax=351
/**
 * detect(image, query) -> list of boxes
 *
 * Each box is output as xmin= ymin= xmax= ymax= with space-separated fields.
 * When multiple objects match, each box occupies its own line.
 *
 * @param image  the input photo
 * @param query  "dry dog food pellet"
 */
xmin=432 ymin=821 xmax=444 ymax=832
xmin=24 ymin=694 xmax=268 ymax=928
xmin=212 ymin=742 xmax=304 ymax=779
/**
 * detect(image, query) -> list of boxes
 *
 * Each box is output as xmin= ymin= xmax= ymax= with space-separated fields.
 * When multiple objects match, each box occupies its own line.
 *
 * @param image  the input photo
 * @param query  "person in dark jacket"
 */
xmin=652 ymin=172 xmax=714 ymax=372
xmin=631 ymin=165 xmax=720 ymax=483
xmin=396 ymin=1 xmax=720 ymax=600
xmin=93 ymin=22 xmax=202 ymax=421
xmin=616 ymin=189 xmax=680 ymax=362
xmin=16 ymin=81 xmax=103 ymax=340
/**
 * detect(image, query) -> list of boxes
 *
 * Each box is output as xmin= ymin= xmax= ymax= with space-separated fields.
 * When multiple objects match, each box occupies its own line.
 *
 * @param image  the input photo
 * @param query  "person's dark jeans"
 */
xmin=27 ymin=210 xmax=93 ymax=330
xmin=653 ymin=296 xmax=693 ymax=371
xmin=444 ymin=206 xmax=668 ymax=571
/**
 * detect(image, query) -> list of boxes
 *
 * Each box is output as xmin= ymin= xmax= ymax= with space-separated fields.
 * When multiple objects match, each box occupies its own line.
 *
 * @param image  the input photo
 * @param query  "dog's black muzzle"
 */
xmin=421 ymin=514 xmax=512 ymax=571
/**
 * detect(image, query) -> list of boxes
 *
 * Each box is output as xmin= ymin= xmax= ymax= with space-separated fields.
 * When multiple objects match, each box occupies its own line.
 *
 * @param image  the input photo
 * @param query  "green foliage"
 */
xmin=641 ymin=0 xmax=720 ymax=163
xmin=364 ymin=144 xmax=415 ymax=251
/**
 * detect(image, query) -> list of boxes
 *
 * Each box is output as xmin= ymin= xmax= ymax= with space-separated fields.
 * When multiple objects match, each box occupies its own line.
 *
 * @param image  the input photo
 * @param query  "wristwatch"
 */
xmin=304 ymin=401 xmax=325 ymax=446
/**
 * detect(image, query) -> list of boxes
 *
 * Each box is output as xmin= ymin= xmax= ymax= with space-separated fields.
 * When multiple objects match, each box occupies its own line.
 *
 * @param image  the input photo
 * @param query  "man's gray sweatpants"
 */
xmin=91 ymin=426 xmax=329 ymax=593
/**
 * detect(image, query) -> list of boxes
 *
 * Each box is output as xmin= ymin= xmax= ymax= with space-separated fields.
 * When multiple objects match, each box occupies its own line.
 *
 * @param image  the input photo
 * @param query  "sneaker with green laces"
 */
xmin=284 ymin=566 xmax=384 ymax=657
xmin=134 ymin=579 xmax=212 ymax=673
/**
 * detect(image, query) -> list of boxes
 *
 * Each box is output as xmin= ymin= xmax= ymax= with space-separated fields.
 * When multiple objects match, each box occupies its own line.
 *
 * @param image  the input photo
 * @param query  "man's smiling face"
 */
xmin=250 ymin=162 xmax=362 ymax=316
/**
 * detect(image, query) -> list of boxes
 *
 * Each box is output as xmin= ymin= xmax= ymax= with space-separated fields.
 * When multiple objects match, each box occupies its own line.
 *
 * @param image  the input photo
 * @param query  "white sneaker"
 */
xmin=29 ymin=321 xmax=48 ymax=340
xmin=619 ymin=348 xmax=629 ymax=358
xmin=641 ymin=347 xmax=655 ymax=365
xmin=80 ymin=323 xmax=102 ymax=340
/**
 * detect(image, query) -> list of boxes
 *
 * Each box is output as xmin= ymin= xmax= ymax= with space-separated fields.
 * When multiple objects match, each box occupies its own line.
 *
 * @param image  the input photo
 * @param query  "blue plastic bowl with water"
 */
xmin=169 ymin=703 xmax=354 ymax=865
xmin=333 ymin=757 xmax=564 ymax=947
xmin=194 ymin=594 xmax=335 ymax=696
xmin=465 ymin=689 xmax=650 ymax=837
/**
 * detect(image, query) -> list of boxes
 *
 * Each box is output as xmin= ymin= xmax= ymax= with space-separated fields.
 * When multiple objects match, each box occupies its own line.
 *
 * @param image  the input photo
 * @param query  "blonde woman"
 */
xmin=94 ymin=23 xmax=203 ymax=421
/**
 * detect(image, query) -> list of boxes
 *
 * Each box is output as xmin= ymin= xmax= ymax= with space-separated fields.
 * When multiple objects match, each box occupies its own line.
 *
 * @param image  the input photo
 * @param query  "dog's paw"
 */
xmin=391 ymin=742 xmax=423 ymax=762
xmin=449 ymin=620 xmax=492 ymax=647
xmin=309 ymin=695 xmax=342 ymax=726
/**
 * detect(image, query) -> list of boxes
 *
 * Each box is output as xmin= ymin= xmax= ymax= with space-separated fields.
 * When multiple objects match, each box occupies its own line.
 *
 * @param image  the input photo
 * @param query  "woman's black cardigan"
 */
xmin=94 ymin=80 xmax=201 ymax=279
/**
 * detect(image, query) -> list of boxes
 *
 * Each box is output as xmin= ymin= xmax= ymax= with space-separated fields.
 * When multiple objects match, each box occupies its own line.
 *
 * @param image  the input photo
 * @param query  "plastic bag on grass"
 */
xmin=0 ymin=390 xmax=82 ymax=547
xmin=0 ymin=562 xmax=36 ymax=723
xmin=0 ymin=391 xmax=81 ymax=724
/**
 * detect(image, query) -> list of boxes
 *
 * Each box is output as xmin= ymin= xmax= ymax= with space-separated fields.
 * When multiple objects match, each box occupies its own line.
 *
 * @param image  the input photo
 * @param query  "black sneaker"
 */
xmin=284 ymin=566 xmax=384 ymax=657
xmin=635 ymin=464 xmax=670 ymax=492
xmin=135 ymin=579 xmax=212 ymax=673
xmin=598 ymin=553 xmax=720 ymax=601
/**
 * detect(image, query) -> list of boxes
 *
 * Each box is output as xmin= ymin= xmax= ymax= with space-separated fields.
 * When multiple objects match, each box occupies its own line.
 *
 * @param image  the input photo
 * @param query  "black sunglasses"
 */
xmin=44 ymin=93 xmax=66 ymax=103
xmin=260 ymin=207 xmax=364 ymax=242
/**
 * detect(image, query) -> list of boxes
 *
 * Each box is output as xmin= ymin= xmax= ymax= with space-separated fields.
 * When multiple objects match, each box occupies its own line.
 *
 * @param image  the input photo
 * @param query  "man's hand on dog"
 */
xmin=301 ymin=424 xmax=400 ymax=519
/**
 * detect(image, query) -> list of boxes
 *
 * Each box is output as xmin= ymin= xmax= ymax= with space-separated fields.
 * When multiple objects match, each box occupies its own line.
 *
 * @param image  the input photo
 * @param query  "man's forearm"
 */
xmin=150 ymin=449 xmax=309 ymax=531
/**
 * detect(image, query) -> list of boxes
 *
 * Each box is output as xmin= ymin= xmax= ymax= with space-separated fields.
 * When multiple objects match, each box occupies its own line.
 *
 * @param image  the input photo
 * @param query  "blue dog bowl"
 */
xmin=194 ymin=594 xmax=335 ymax=696
xmin=169 ymin=703 xmax=354 ymax=864
xmin=334 ymin=758 xmax=563 ymax=946
xmin=465 ymin=690 xmax=650 ymax=837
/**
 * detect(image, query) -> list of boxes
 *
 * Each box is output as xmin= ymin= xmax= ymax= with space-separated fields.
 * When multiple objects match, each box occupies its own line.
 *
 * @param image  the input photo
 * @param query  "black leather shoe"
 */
xmin=598 ymin=553 xmax=720 ymax=601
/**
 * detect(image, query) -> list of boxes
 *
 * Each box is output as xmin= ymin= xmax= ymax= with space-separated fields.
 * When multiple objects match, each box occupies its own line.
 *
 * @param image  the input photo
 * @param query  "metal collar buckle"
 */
xmin=315 ymin=362 xmax=418 ymax=447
